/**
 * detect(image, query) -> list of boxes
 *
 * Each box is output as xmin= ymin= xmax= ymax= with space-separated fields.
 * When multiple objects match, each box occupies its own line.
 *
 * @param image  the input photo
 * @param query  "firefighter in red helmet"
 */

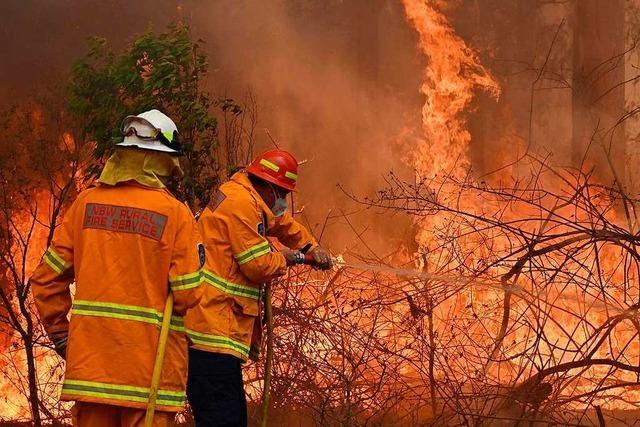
xmin=185 ymin=149 xmax=331 ymax=426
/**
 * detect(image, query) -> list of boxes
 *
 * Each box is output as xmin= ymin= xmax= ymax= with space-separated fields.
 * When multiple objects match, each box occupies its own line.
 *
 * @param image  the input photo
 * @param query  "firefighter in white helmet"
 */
xmin=31 ymin=109 xmax=203 ymax=426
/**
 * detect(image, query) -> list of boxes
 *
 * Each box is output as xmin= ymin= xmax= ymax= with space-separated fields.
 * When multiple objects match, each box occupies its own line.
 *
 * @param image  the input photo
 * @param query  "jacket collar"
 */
xmin=230 ymin=171 xmax=275 ymax=219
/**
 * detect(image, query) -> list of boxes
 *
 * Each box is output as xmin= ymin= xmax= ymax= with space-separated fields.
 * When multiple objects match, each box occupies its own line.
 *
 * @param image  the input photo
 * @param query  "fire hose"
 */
xmin=145 ymin=292 xmax=174 ymax=427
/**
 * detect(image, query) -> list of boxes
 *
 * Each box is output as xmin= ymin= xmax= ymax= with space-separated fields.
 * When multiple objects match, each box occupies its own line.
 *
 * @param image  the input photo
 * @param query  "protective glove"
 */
xmin=307 ymin=246 xmax=333 ymax=270
xmin=281 ymin=249 xmax=303 ymax=266
xmin=52 ymin=334 xmax=68 ymax=360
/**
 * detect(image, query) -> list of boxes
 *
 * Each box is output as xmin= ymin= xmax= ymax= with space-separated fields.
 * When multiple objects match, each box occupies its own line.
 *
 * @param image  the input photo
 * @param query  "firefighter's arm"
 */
xmin=227 ymin=201 xmax=287 ymax=283
xmin=30 ymin=204 xmax=76 ymax=349
xmin=267 ymin=211 xmax=317 ymax=251
xmin=168 ymin=204 xmax=204 ymax=316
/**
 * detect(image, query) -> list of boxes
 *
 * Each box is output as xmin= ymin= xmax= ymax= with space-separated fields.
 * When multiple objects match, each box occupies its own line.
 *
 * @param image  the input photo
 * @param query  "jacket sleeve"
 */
xmin=224 ymin=199 xmax=287 ymax=283
xmin=168 ymin=204 xmax=204 ymax=316
xmin=267 ymin=211 xmax=318 ymax=252
xmin=30 ymin=200 xmax=77 ymax=340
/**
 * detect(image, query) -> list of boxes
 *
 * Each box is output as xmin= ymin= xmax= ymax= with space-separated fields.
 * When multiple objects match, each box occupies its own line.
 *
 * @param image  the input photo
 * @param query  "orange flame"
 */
xmin=400 ymin=0 xmax=640 ymax=416
xmin=401 ymin=0 xmax=500 ymax=181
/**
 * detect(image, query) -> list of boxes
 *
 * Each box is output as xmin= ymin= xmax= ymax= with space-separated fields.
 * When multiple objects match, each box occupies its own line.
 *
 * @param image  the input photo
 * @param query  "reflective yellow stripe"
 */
xmin=169 ymin=270 xmax=202 ymax=291
xmin=237 ymin=245 xmax=271 ymax=265
xmin=186 ymin=329 xmax=250 ymax=357
xmin=234 ymin=241 xmax=271 ymax=265
xmin=71 ymin=300 xmax=184 ymax=331
xmin=169 ymin=316 xmax=185 ymax=332
xmin=259 ymin=159 xmax=280 ymax=172
xmin=201 ymin=270 xmax=260 ymax=300
xmin=46 ymin=247 xmax=68 ymax=268
xmin=285 ymin=171 xmax=297 ymax=181
xmin=62 ymin=379 xmax=184 ymax=407
xmin=43 ymin=247 xmax=71 ymax=274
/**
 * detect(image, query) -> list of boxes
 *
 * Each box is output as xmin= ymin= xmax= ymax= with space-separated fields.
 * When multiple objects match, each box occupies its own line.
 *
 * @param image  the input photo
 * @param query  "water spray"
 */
xmin=299 ymin=253 xmax=520 ymax=293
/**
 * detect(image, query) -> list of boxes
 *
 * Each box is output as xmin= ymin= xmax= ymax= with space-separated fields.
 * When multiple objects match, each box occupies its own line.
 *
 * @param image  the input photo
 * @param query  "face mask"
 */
xmin=270 ymin=184 xmax=288 ymax=217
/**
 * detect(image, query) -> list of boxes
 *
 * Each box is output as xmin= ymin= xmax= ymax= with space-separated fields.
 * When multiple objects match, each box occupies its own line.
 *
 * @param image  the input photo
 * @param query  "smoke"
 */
xmin=188 ymin=0 xmax=427 ymax=253
xmin=446 ymin=0 xmax=633 ymax=186
xmin=2 ymin=0 xmax=636 ymax=252
xmin=0 ymin=0 xmax=425 ymax=254
xmin=0 ymin=0 xmax=178 ymax=98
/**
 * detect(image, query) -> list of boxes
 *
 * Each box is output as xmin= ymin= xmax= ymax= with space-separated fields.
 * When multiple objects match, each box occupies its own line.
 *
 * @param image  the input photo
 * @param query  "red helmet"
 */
xmin=246 ymin=149 xmax=299 ymax=191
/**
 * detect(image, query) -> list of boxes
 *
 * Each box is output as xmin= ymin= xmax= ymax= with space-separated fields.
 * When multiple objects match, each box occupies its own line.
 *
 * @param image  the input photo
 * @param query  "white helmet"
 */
xmin=118 ymin=109 xmax=182 ymax=155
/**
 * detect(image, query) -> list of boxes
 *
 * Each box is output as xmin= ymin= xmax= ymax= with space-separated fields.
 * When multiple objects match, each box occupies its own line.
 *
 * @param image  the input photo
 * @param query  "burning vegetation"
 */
xmin=2 ymin=0 xmax=640 ymax=426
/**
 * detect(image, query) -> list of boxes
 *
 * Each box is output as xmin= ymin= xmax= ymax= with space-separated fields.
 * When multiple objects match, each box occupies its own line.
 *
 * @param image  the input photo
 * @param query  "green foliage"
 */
xmin=67 ymin=23 xmax=219 ymax=209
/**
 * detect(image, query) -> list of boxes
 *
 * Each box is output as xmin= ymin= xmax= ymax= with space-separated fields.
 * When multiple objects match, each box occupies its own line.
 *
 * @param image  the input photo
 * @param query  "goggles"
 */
xmin=122 ymin=122 xmax=183 ymax=154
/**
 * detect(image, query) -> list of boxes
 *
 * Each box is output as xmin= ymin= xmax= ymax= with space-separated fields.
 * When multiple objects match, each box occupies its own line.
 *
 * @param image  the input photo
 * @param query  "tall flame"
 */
xmin=400 ymin=0 xmax=640 ymax=419
xmin=401 ymin=0 xmax=500 ymax=180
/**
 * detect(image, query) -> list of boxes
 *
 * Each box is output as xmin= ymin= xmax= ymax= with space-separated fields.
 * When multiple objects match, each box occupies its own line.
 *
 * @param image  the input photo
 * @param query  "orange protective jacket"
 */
xmin=30 ymin=182 xmax=204 ymax=412
xmin=185 ymin=172 xmax=317 ymax=360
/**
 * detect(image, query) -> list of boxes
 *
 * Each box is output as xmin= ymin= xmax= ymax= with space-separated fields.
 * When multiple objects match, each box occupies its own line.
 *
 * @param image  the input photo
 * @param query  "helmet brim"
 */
xmin=117 ymin=136 xmax=181 ymax=154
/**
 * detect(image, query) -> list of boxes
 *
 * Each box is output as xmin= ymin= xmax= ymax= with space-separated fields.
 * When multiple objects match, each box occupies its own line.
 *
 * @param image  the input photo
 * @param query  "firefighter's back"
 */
xmin=60 ymin=183 xmax=196 ymax=411
xmin=30 ymin=110 xmax=204 ymax=425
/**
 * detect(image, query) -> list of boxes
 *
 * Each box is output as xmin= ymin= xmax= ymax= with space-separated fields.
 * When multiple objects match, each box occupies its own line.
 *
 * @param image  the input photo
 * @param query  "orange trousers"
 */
xmin=72 ymin=402 xmax=174 ymax=427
